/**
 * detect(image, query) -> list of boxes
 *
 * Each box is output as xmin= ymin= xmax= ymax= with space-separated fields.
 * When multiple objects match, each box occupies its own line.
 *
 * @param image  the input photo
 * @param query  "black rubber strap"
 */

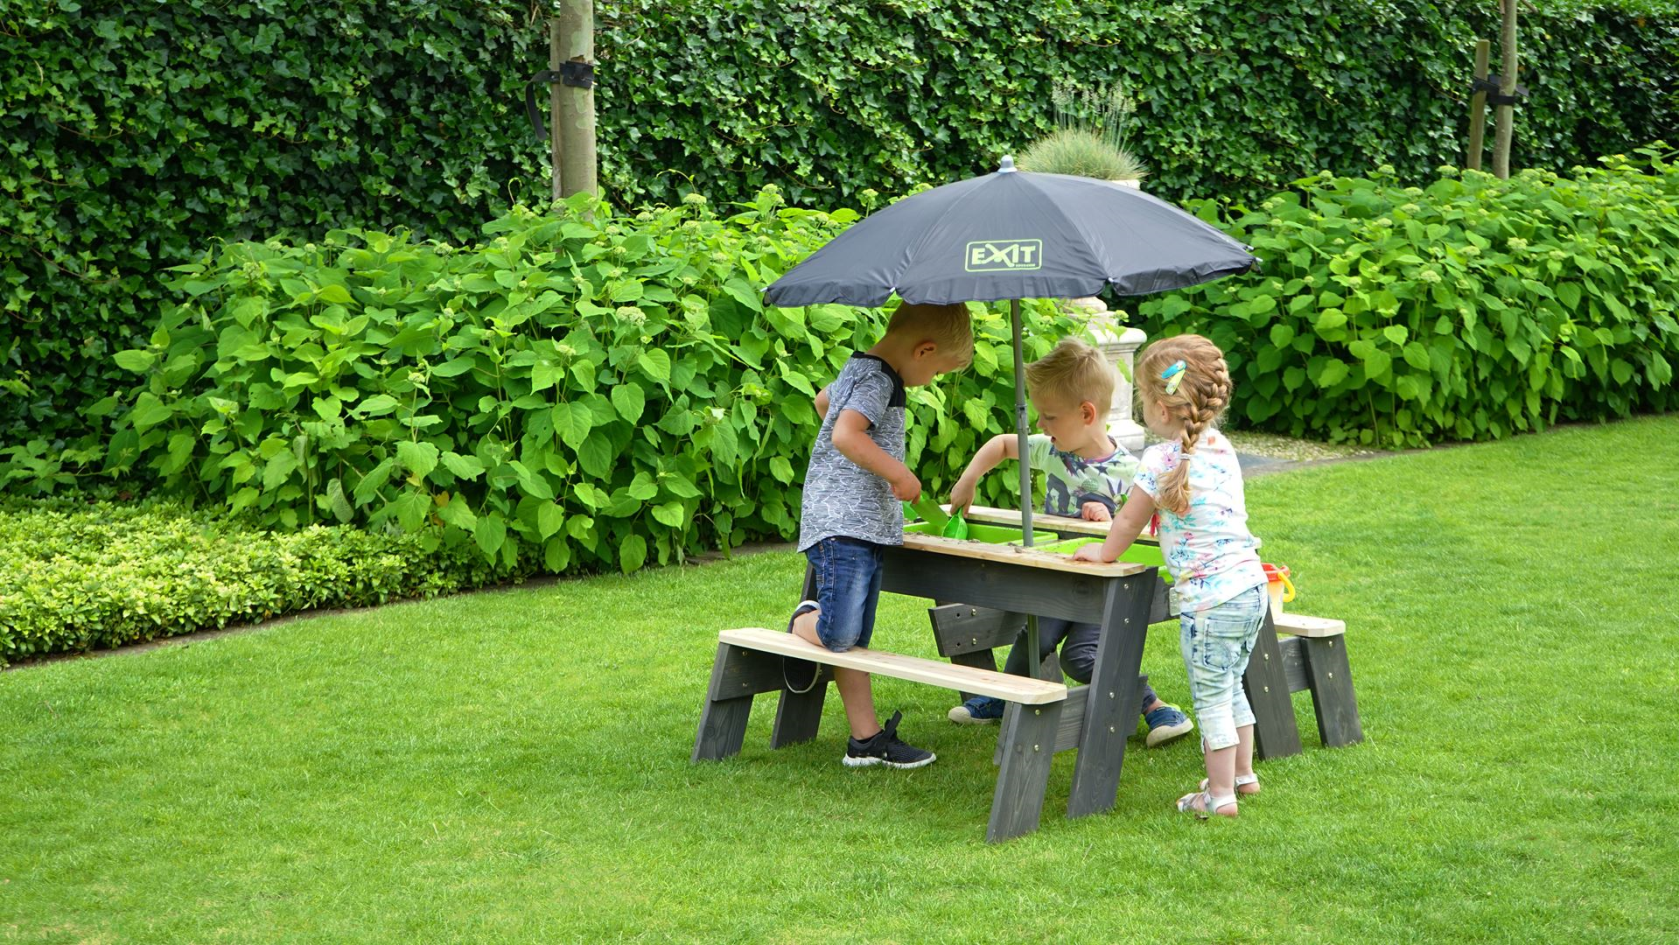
xmin=525 ymin=70 xmax=564 ymax=140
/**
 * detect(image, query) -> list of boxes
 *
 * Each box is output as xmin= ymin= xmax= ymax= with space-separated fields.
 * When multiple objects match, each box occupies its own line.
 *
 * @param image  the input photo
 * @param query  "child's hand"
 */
xmin=1080 ymin=501 xmax=1112 ymax=523
xmin=948 ymin=478 xmax=976 ymax=517
xmin=890 ymin=470 xmax=922 ymax=503
xmin=1072 ymin=544 xmax=1113 ymax=564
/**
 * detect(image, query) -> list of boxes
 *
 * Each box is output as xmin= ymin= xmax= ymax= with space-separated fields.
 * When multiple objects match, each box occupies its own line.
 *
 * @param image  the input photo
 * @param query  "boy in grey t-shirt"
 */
xmin=786 ymin=302 xmax=973 ymax=769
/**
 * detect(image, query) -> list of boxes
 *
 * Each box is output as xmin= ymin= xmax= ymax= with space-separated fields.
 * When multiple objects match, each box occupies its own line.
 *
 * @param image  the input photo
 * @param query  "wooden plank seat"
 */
xmin=692 ymin=627 xmax=1070 ymax=843
xmin=714 ymin=627 xmax=1068 ymax=704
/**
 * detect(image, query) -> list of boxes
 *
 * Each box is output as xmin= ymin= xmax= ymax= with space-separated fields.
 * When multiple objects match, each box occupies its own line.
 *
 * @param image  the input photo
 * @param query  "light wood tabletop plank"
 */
xmin=957 ymin=505 xmax=1160 ymax=543
xmin=899 ymin=532 xmax=1150 ymax=577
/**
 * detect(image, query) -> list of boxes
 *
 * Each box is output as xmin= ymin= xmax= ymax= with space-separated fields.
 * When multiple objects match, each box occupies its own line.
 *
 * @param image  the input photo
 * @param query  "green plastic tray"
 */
xmin=904 ymin=520 xmax=1059 ymax=545
xmin=1037 ymin=536 xmax=1173 ymax=580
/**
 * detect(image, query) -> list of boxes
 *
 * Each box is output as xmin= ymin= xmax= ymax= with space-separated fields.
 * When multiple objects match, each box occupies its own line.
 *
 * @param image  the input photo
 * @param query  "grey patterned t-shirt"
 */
xmin=1027 ymin=431 xmax=1141 ymax=517
xmin=797 ymin=354 xmax=907 ymax=552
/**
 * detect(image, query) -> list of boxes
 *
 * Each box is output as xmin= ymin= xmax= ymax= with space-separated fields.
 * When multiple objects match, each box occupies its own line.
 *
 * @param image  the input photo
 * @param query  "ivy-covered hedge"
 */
xmin=2 ymin=1 xmax=549 ymax=442
xmin=6 ymin=0 xmax=1677 ymax=441
xmin=0 ymin=496 xmax=512 ymax=665
xmin=1137 ymin=150 xmax=1679 ymax=447
xmin=0 ymin=192 xmax=1086 ymax=575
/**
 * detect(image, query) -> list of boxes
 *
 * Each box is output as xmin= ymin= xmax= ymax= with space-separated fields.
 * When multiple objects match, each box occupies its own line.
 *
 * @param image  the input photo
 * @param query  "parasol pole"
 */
xmin=1011 ymin=298 xmax=1044 ymax=678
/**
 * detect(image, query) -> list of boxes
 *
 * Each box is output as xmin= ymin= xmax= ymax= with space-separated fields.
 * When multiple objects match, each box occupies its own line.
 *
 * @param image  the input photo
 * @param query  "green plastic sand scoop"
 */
xmin=907 ymin=495 xmax=969 ymax=539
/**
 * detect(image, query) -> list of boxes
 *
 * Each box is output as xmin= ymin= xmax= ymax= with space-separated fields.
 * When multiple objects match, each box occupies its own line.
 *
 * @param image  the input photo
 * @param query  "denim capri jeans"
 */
xmin=1179 ymin=583 xmax=1268 ymax=751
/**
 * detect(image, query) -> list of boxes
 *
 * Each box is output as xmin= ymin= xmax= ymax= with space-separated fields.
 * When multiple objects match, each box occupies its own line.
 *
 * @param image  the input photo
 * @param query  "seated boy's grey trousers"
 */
xmin=1001 ymin=616 xmax=1158 ymax=716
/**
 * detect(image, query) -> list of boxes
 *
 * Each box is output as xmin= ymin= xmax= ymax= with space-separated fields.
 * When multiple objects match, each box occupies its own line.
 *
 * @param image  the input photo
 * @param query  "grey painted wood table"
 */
xmin=774 ymin=534 xmax=1160 ymax=840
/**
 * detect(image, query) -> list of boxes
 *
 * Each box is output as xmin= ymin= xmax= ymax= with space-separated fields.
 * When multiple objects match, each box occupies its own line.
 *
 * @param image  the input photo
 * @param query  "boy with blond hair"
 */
xmin=944 ymin=337 xmax=1194 ymax=744
xmin=788 ymin=301 xmax=974 ymax=768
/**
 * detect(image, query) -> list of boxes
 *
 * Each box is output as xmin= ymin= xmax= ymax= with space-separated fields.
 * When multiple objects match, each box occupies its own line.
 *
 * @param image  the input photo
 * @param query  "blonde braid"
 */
xmin=1178 ymin=358 xmax=1232 ymax=456
xmin=1136 ymin=334 xmax=1234 ymax=515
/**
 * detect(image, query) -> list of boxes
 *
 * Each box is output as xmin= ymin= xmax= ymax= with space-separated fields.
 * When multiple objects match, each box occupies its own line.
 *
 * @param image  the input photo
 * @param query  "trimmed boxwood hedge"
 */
xmin=5 ymin=1 xmax=1677 ymax=441
xmin=0 ymin=495 xmax=514 ymax=665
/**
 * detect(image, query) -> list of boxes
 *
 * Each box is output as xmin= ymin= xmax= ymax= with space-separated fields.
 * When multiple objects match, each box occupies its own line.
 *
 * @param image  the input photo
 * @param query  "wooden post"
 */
xmin=547 ymin=19 xmax=563 ymax=201
xmin=1466 ymin=39 xmax=1490 ymax=171
xmin=1492 ymin=0 xmax=1517 ymax=179
xmin=1243 ymin=607 xmax=1304 ymax=760
xmin=1065 ymin=573 xmax=1152 ymax=819
xmin=555 ymin=0 xmax=598 ymax=199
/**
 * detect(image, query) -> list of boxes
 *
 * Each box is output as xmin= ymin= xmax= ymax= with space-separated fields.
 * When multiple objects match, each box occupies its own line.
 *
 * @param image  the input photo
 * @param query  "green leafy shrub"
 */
xmin=1 ymin=1 xmax=552 ymax=443
xmin=1138 ymin=150 xmax=1679 ymax=446
xmin=12 ymin=191 xmax=1086 ymax=575
xmin=8 ymin=1 xmax=1676 ymax=441
xmin=0 ymin=496 xmax=510 ymax=665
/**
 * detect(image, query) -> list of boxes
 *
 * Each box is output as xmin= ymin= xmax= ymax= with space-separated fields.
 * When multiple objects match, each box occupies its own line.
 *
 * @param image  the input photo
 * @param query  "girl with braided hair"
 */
xmin=1074 ymin=334 xmax=1268 ymax=819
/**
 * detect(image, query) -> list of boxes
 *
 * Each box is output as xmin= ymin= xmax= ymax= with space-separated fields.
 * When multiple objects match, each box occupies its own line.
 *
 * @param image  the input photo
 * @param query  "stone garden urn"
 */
xmin=1066 ymin=177 xmax=1146 ymax=451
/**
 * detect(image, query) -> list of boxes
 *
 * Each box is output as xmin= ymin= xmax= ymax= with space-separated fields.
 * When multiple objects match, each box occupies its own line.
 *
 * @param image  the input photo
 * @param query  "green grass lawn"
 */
xmin=4 ymin=416 xmax=1678 ymax=943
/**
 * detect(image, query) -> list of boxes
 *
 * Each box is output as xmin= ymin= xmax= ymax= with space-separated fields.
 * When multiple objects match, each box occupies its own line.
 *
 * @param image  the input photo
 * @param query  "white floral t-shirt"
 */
xmin=1130 ymin=428 xmax=1266 ymax=613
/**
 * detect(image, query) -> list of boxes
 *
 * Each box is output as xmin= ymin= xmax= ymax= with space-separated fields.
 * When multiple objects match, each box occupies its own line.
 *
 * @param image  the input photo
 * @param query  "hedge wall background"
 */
xmin=5 ymin=0 xmax=1677 ymax=441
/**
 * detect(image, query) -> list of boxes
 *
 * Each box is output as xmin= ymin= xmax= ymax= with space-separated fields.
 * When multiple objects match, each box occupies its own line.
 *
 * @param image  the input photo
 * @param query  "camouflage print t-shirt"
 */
xmin=1026 ymin=431 xmax=1141 ymax=518
xmin=797 ymin=354 xmax=907 ymax=552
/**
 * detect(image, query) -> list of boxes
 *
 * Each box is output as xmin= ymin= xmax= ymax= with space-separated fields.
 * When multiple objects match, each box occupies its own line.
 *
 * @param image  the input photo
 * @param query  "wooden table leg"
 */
xmin=988 ymin=700 xmax=1063 ymax=843
xmin=1244 ymin=609 xmax=1303 ymax=760
xmin=769 ymin=562 xmax=828 ymax=747
xmin=1066 ymin=572 xmax=1154 ymax=819
xmin=1301 ymin=635 xmax=1363 ymax=747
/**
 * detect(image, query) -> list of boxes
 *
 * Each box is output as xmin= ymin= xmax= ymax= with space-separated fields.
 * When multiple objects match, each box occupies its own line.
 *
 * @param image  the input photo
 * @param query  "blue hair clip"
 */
xmin=1161 ymin=360 xmax=1187 ymax=395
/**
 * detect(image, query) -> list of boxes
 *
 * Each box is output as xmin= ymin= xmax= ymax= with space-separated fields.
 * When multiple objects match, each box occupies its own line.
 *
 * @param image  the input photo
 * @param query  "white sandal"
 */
xmin=1176 ymin=789 xmax=1238 ymax=819
xmin=1200 ymin=773 xmax=1260 ymax=796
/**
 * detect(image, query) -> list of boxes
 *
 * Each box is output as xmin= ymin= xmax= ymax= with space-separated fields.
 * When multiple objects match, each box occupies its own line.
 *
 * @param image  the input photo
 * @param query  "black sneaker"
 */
xmin=843 ymin=711 xmax=936 ymax=769
xmin=783 ymin=600 xmax=822 ymax=694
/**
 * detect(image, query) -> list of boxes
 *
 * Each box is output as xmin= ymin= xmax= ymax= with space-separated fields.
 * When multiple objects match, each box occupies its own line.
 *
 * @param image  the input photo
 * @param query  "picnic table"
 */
xmin=693 ymin=506 xmax=1360 ymax=842
xmin=696 ymin=531 xmax=1158 ymax=842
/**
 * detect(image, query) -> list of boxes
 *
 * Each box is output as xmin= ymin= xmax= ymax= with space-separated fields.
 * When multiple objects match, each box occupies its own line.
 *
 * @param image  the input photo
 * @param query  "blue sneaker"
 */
xmin=947 ymin=695 xmax=1005 ymax=725
xmin=1143 ymin=703 xmax=1194 ymax=747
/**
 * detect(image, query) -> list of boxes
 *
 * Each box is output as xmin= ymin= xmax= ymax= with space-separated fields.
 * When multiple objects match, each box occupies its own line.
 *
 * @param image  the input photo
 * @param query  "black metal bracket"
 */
xmin=525 ymin=62 xmax=597 ymax=140
xmin=1471 ymin=74 xmax=1529 ymax=107
xmin=560 ymin=60 xmax=595 ymax=89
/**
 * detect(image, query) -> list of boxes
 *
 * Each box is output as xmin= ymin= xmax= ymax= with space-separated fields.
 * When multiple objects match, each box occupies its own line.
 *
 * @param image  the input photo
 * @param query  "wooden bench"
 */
xmin=1267 ymin=613 xmax=1363 ymax=748
xmin=693 ymin=627 xmax=1071 ymax=842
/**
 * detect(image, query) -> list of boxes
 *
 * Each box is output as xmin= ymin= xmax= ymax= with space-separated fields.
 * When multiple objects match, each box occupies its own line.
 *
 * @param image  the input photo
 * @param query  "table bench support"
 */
xmin=693 ymin=641 xmax=784 ymax=762
xmin=1298 ymin=635 xmax=1363 ymax=748
xmin=771 ymin=673 xmax=831 ymax=748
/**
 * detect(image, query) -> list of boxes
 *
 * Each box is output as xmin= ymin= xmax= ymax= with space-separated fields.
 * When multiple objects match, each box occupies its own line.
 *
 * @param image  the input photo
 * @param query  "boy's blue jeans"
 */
xmin=805 ymin=537 xmax=884 ymax=651
xmin=1179 ymin=583 xmax=1268 ymax=751
xmin=998 ymin=617 xmax=1159 ymax=713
